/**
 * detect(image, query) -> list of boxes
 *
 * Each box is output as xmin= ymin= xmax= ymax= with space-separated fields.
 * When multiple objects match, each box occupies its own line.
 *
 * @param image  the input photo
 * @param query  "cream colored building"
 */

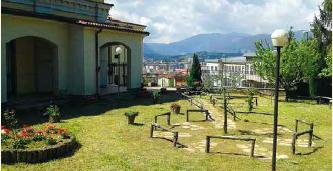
xmin=1 ymin=0 xmax=149 ymax=103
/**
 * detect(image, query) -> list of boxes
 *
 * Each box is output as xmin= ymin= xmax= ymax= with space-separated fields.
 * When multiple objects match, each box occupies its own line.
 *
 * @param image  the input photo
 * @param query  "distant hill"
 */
xmin=144 ymin=31 xmax=306 ymax=58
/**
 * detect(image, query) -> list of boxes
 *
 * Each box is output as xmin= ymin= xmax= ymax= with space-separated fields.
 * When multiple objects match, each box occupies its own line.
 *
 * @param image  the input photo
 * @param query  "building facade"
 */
xmin=201 ymin=53 xmax=268 ymax=89
xmin=1 ymin=0 xmax=149 ymax=102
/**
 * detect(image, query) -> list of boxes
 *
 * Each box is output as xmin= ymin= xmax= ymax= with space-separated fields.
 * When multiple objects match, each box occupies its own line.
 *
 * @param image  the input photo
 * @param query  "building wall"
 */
xmin=98 ymin=30 xmax=145 ymax=89
xmin=1 ymin=14 xmax=146 ymax=102
xmin=1 ymin=14 xmax=70 ymax=102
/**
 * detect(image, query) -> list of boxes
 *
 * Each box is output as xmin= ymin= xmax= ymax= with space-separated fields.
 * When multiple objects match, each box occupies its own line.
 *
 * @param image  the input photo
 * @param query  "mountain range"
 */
xmin=144 ymin=30 xmax=306 ymax=58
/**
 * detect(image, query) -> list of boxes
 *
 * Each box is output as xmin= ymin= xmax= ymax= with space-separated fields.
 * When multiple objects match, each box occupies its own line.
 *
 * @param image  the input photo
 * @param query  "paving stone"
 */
xmin=236 ymin=144 xmax=248 ymax=149
xmin=184 ymin=148 xmax=195 ymax=153
xmin=277 ymin=154 xmax=289 ymax=159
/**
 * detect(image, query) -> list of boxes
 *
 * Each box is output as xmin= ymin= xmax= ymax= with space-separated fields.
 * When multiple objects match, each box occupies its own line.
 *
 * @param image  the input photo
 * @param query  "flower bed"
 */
xmin=1 ymin=124 xmax=78 ymax=164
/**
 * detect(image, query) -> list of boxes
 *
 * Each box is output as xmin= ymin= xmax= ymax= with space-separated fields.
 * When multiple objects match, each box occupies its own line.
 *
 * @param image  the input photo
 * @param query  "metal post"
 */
xmin=224 ymin=97 xmax=228 ymax=134
xmin=115 ymin=54 xmax=120 ymax=96
xmin=272 ymin=46 xmax=281 ymax=171
xmin=295 ymin=120 xmax=298 ymax=132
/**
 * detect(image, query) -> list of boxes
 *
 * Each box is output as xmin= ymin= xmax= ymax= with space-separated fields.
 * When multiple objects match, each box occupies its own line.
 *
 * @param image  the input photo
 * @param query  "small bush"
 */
xmin=44 ymin=105 xmax=61 ymax=123
xmin=152 ymin=91 xmax=161 ymax=104
xmin=12 ymin=138 xmax=31 ymax=149
xmin=170 ymin=103 xmax=180 ymax=109
xmin=170 ymin=103 xmax=181 ymax=114
xmin=246 ymin=90 xmax=255 ymax=112
xmin=160 ymin=88 xmax=167 ymax=94
xmin=45 ymin=137 xmax=57 ymax=145
xmin=33 ymin=134 xmax=46 ymax=142
xmin=2 ymin=109 xmax=18 ymax=130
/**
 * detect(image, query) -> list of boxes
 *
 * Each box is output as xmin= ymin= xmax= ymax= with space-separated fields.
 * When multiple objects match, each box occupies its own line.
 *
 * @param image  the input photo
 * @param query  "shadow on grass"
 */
xmin=241 ymin=120 xmax=287 ymax=128
xmin=189 ymin=119 xmax=211 ymax=122
xmin=208 ymin=151 xmax=253 ymax=157
xmin=238 ymin=129 xmax=283 ymax=137
xmin=10 ymin=92 xmax=183 ymax=126
xmin=151 ymin=137 xmax=187 ymax=148
xmin=295 ymin=146 xmax=324 ymax=156
xmin=131 ymin=123 xmax=145 ymax=126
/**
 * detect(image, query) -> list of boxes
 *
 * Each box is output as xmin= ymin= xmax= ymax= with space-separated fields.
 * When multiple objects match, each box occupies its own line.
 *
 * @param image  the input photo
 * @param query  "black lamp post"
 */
xmin=115 ymin=46 xmax=122 ymax=96
xmin=271 ymin=29 xmax=288 ymax=171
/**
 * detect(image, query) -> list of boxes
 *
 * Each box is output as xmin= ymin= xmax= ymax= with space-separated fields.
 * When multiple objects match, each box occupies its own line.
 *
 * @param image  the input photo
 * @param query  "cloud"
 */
xmin=105 ymin=0 xmax=323 ymax=43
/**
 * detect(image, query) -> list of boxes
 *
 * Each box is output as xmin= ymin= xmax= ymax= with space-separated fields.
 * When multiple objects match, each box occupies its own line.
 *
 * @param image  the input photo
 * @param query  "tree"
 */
xmin=253 ymin=28 xmax=304 ymax=100
xmin=297 ymin=39 xmax=321 ymax=96
xmin=309 ymin=0 xmax=332 ymax=95
xmin=311 ymin=0 xmax=331 ymax=76
xmin=187 ymin=53 xmax=202 ymax=88
xmin=202 ymin=74 xmax=214 ymax=91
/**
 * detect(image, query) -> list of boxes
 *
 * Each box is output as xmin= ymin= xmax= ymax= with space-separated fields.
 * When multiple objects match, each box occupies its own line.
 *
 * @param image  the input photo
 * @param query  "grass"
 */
xmin=2 ymin=92 xmax=331 ymax=171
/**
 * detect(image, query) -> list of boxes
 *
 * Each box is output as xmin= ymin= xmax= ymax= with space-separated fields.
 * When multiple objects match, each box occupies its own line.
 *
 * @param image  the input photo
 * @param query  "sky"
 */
xmin=105 ymin=0 xmax=323 ymax=43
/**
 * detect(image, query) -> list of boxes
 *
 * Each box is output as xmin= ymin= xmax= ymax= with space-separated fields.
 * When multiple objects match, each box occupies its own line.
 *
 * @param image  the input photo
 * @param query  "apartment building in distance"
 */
xmin=201 ymin=53 xmax=268 ymax=88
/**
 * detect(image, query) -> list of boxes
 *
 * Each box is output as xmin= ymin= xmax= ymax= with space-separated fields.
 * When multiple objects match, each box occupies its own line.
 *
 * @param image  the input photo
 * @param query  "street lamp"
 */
xmin=115 ymin=46 xmax=122 ymax=96
xmin=271 ymin=29 xmax=288 ymax=171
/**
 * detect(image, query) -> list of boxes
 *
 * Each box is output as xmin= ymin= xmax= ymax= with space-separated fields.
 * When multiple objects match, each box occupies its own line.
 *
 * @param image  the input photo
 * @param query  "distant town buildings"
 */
xmin=201 ymin=52 xmax=268 ymax=88
xmin=143 ymin=52 xmax=268 ymax=88
xmin=142 ymin=60 xmax=189 ymax=87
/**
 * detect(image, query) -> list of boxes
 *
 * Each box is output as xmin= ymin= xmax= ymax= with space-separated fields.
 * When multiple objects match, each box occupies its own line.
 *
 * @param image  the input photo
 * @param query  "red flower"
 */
xmin=20 ymin=130 xmax=28 ymax=138
xmin=46 ymin=124 xmax=56 ymax=129
xmin=1 ymin=125 xmax=10 ymax=135
xmin=1 ymin=128 xmax=10 ymax=135
xmin=36 ymin=130 xmax=44 ymax=135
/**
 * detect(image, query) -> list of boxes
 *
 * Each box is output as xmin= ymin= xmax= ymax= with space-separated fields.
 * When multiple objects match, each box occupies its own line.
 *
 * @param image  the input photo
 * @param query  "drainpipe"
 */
xmin=95 ymin=28 xmax=102 ymax=97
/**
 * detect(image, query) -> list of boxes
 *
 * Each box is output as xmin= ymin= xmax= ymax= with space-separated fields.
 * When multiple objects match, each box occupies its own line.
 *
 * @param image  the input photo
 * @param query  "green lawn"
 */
xmin=2 ymin=92 xmax=331 ymax=171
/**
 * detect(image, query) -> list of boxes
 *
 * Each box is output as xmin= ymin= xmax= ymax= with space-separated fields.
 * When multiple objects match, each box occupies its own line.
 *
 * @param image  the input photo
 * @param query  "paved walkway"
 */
xmin=200 ymin=99 xmax=236 ymax=129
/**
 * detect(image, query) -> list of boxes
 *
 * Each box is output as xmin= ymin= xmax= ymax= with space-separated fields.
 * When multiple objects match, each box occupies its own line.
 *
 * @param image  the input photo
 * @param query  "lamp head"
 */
xmin=271 ymin=29 xmax=288 ymax=47
xmin=115 ymin=46 xmax=122 ymax=55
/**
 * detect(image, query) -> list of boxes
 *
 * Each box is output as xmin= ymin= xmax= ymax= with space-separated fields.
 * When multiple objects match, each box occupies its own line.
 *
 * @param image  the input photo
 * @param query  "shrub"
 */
xmin=170 ymin=103 xmax=180 ymax=109
xmin=33 ymin=134 xmax=46 ymax=142
xmin=44 ymin=105 xmax=61 ymax=123
xmin=246 ymin=91 xmax=255 ymax=112
xmin=12 ymin=138 xmax=31 ymax=149
xmin=1 ymin=134 xmax=10 ymax=144
xmin=152 ymin=91 xmax=161 ymax=104
xmin=160 ymin=88 xmax=167 ymax=94
xmin=45 ymin=137 xmax=57 ymax=145
xmin=2 ymin=109 xmax=18 ymax=130
xmin=170 ymin=103 xmax=181 ymax=114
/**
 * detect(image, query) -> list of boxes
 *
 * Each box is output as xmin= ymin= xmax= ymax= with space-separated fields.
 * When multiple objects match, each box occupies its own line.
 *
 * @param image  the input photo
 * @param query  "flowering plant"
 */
xmin=170 ymin=103 xmax=181 ymax=109
xmin=1 ymin=124 xmax=72 ymax=149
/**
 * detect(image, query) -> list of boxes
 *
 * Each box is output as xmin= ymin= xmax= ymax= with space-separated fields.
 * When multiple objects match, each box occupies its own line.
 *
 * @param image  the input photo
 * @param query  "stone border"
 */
xmin=1 ymin=137 xmax=78 ymax=164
